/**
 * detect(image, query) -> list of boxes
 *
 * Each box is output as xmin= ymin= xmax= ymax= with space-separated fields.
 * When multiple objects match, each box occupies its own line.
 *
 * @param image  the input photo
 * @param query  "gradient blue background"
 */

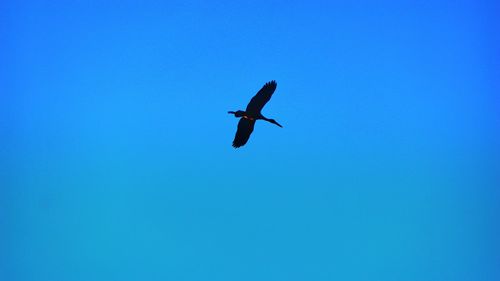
xmin=1 ymin=1 xmax=499 ymax=280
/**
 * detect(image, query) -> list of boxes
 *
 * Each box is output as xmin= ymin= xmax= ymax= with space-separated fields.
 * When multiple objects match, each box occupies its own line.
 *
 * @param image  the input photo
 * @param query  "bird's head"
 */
xmin=269 ymin=119 xmax=283 ymax=128
xmin=228 ymin=110 xmax=245 ymax=117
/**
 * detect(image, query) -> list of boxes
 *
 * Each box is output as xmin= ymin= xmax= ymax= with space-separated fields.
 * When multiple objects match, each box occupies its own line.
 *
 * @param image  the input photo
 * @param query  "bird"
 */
xmin=228 ymin=80 xmax=283 ymax=148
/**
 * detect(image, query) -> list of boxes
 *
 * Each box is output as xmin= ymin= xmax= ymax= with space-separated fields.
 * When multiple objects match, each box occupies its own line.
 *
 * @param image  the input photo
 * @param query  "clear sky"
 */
xmin=1 ymin=1 xmax=499 ymax=280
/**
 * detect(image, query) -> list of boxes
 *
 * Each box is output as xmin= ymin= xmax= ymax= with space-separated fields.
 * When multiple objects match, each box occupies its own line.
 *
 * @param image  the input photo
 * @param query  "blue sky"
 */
xmin=1 ymin=1 xmax=499 ymax=280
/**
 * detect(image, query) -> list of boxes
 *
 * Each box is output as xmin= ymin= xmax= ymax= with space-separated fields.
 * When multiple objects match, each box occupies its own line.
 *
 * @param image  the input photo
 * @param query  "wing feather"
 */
xmin=245 ymin=80 xmax=277 ymax=115
xmin=232 ymin=118 xmax=256 ymax=148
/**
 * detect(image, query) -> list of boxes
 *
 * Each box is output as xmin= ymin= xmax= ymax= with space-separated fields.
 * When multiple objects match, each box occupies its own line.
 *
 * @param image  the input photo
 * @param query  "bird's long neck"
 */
xmin=262 ymin=116 xmax=282 ymax=127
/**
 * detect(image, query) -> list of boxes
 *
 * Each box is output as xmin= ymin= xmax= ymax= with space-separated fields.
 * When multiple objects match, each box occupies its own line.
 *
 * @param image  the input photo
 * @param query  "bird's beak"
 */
xmin=274 ymin=120 xmax=283 ymax=128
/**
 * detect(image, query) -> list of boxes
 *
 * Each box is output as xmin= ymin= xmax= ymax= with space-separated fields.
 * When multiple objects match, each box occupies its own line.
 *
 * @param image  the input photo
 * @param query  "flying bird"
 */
xmin=228 ymin=80 xmax=283 ymax=148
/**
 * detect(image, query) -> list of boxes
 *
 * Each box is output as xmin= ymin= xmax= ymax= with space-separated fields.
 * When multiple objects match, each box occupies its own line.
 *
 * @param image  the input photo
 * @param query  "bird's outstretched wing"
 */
xmin=246 ymin=80 xmax=277 ymax=115
xmin=232 ymin=118 xmax=256 ymax=148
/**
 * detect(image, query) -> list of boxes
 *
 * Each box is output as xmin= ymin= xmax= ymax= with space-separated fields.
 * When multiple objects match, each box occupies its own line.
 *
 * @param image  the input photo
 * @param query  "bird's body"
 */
xmin=228 ymin=80 xmax=282 ymax=148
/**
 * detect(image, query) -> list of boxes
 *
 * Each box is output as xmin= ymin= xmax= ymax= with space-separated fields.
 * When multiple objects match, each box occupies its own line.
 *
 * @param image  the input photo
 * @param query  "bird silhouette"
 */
xmin=228 ymin=80 xmax=283 ymax=148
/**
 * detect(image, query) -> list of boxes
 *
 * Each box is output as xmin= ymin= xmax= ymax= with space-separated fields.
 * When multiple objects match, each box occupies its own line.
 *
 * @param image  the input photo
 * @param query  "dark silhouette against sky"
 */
xmin=228 ymin=80 xmax=283 ymax=148
xmin=2 ymin=1 xmax=499 ymax=281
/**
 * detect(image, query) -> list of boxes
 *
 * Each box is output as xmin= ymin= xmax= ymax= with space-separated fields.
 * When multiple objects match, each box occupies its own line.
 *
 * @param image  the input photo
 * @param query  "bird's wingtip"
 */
xmin=263 ymin=80 xmax=277 ymax=90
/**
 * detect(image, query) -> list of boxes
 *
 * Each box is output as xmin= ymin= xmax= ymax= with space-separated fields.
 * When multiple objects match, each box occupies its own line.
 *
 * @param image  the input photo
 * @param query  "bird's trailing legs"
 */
xmin=228 ymin=110 xmax=245 ymax=117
